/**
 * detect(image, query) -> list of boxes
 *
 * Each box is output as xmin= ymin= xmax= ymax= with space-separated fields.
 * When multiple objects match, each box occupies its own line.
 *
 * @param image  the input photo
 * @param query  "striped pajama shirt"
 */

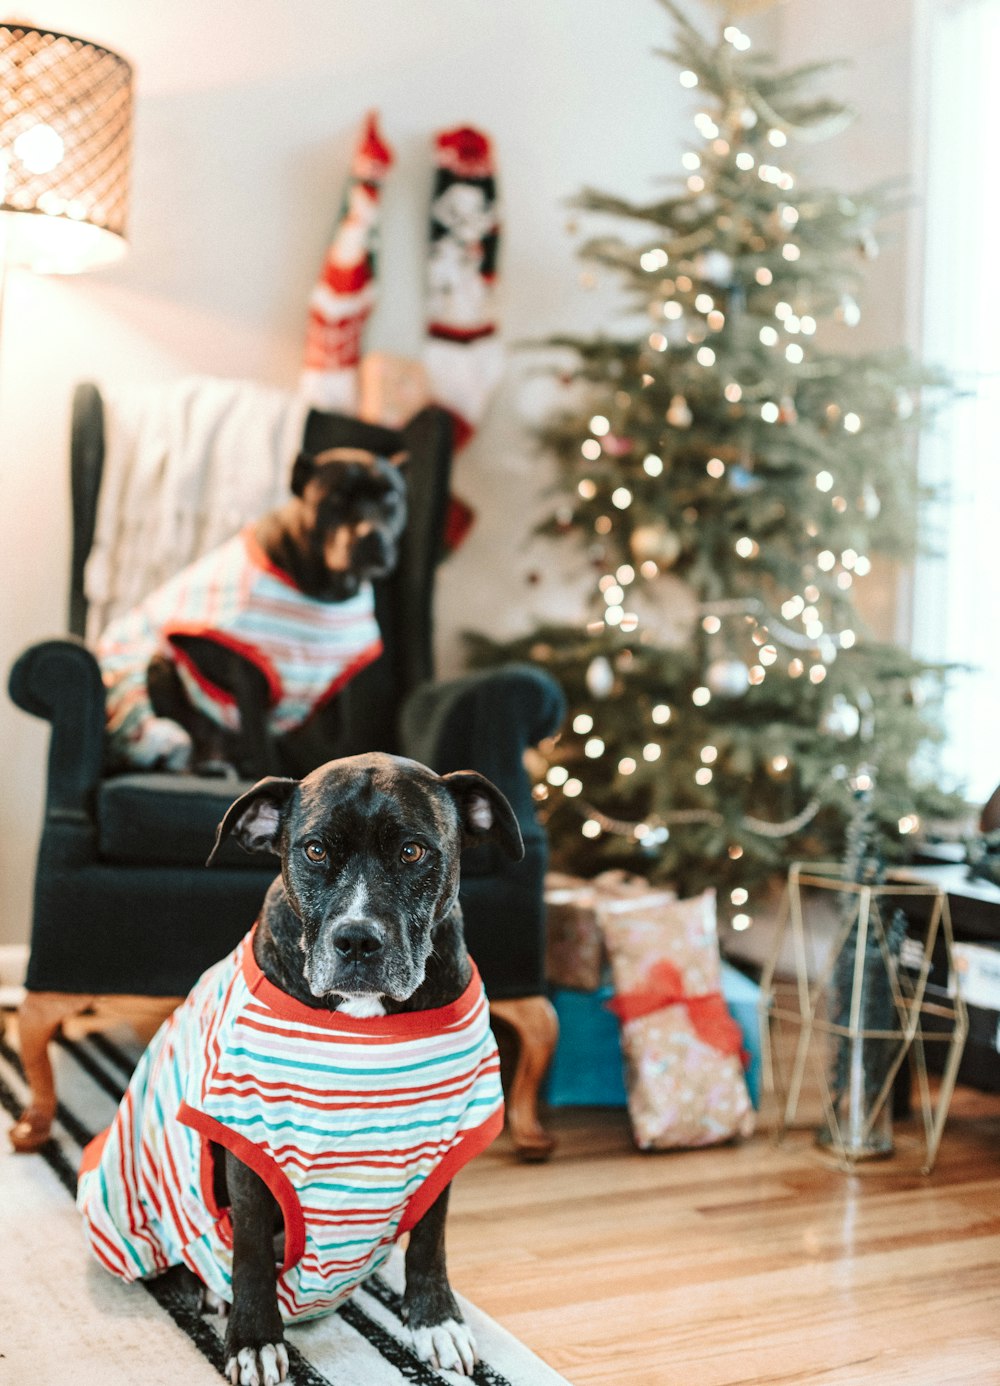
xmin=77 ymin=933 xmax=504 ymax=1321
xmin=96 ymin=526 xmax=383 ymax=768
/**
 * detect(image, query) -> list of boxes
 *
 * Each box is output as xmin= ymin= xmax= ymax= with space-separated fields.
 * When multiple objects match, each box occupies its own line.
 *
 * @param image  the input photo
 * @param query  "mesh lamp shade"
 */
xmin=0 ymin=23 xmax=133 ymax=273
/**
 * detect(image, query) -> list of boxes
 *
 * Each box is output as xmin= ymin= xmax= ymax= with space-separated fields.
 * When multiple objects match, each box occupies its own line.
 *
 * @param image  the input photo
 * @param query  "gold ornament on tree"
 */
xmin=630 ymin=524 xmax=682 ymax=569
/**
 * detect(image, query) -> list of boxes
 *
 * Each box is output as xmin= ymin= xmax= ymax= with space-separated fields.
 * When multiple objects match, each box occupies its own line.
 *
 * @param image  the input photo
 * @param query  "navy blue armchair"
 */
xmin=8 ymin=381 xmax=564 ymax=1159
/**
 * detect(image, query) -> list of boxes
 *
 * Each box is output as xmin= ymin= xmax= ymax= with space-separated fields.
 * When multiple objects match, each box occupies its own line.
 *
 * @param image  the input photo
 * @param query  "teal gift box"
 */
xmin=545 ymin=961 xmax=762 ymax=1109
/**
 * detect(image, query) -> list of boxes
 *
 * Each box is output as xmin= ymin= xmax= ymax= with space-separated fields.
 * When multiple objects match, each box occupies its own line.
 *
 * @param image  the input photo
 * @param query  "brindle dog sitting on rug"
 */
xmin=77 ymin=752 xmax=522 ymax=1382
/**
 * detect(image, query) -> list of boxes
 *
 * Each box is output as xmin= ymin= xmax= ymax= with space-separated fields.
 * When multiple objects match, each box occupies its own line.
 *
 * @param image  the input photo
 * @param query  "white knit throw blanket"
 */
xmin=84 ymin=376 xmax=310 ymax=642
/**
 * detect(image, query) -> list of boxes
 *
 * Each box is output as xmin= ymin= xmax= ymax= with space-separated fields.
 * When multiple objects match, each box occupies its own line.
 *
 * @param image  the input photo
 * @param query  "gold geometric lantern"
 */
xmin=1 ymin=23 xmax=133 ymax=274
xmin=760 ymin=863 xmax=969 ymax=1174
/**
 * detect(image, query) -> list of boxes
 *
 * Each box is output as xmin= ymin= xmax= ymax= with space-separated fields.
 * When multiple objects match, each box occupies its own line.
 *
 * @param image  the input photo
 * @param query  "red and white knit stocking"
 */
xmin=422 ymin=126 xmax=503 ymax=549
xmin=301 ymin=111 xmax=394 ymax=413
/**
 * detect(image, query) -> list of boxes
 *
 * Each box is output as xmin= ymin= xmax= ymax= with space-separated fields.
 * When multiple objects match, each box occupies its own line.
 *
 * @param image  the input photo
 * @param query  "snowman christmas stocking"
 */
xmin=423 ymin=126 xmax=504 ymax=549
xmin=301 ymin=111 xmax=394 ymax=412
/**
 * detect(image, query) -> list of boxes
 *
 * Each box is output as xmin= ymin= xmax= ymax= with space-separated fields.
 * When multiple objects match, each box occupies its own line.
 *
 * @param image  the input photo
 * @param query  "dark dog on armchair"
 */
xmin=96 ymin=445 xmax=407 ymax=779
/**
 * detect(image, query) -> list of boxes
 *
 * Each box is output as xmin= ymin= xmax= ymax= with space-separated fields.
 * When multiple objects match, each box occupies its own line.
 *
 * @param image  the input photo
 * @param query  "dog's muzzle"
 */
xmin=307 ymin=918 xmax=387 ymax=998
xmin=351 ymin=528 xmax=396 ymax=576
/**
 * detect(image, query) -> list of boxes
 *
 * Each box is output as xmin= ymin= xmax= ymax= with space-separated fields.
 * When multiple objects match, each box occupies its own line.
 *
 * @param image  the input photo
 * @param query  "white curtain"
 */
xmin=912 ymin=0 xmax=1000 ymax=804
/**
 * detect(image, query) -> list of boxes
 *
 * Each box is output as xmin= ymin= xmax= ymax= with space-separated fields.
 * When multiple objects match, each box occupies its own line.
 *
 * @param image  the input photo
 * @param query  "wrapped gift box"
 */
xmin=545 ymin=961 xmax=762 ymax=1110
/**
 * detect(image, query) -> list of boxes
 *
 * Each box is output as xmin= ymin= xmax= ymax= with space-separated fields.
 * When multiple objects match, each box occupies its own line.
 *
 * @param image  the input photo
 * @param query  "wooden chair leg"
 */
xmin=10 ymin=990 xmax=95 ymax=1152
xmin=490 ymin=995 xmax=559 ymax=1162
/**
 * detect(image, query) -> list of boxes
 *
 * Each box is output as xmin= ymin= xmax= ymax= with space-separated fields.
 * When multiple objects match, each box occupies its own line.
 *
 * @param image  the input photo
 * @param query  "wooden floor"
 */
xmin=446 ymin=1085 xmax=1000 ymax=1385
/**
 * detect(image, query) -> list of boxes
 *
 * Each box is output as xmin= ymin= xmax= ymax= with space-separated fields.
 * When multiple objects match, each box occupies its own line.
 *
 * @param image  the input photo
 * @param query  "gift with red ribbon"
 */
xmin=605 ymin=959 xmax=748 ymax=1065
xmin=595 ymin=886 xmax=754 ymax=1151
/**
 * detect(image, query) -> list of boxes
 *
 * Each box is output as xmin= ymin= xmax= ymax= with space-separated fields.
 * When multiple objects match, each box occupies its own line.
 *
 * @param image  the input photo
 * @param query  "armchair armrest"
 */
xmin=399 ymin=663 xmax=566 ymax=830
xmin=8 ymin=637 xmax=105 ymax=817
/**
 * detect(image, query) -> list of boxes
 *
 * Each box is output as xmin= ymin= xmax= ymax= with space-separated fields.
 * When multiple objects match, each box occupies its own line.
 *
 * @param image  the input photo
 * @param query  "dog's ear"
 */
xmin=441 ymin=771 xmax=524 ymax=861
xmin=207 ymin=776 xmax=298 ymax=865
xmin=291 ymin=451 xmax=317 ymax=498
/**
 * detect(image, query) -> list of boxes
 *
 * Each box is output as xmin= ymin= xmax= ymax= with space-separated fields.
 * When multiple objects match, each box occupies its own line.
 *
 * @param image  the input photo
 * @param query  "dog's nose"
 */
xmin=333 ymin=921 xmax=383 ymax=962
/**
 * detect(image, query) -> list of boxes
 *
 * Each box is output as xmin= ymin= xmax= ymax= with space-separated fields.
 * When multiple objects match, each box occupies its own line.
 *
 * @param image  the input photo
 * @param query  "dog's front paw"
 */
xmin=408 ymin=1318 xmax=478 ymax=1376
xmin=225 ymin=1343 xmax=289 ymax=1386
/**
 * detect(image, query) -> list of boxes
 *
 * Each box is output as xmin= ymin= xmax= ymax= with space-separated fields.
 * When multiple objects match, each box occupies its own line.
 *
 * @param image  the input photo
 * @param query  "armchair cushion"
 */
xmin=97 ymin=773 xmax=258 ymax=869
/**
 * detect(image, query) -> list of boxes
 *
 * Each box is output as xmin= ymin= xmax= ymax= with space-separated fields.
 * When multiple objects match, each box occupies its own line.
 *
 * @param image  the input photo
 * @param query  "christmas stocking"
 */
xmin=422 ymin=126 xmax=504 ymax=551
xmin=301 ymin=111 xmax=394 ymax=413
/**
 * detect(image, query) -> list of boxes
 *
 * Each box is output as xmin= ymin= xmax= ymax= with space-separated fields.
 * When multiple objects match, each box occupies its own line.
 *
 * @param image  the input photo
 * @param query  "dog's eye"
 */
xmin=400 ymin=842 xmax=426 ymax=865
xmin=303 ymin=841 xmax=327 ymax=864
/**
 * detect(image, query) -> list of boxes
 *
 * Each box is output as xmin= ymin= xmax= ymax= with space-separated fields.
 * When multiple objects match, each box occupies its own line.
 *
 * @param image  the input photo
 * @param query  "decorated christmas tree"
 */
xmin=469 ymin=2 xmax=961 ymax=938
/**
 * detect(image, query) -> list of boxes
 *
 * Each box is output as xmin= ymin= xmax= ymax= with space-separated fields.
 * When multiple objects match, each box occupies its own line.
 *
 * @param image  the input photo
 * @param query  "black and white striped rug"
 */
xmin=0 ymin=1019 xmax=570 ymax=1386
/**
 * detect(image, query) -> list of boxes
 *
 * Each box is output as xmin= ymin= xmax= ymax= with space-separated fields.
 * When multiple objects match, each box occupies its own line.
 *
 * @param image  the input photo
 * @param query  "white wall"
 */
xmin=1 ymin=1 xmax=919 ymax=949
xmin=0 ymin=0 xmax=704 ymax=946
xmin=775 ymin=0 xmax=922 ymax=644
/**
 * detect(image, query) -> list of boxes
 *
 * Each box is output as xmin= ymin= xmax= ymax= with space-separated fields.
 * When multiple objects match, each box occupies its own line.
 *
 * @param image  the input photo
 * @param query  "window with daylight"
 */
xmin=912 ymin=0 xmax=1000 ymax=804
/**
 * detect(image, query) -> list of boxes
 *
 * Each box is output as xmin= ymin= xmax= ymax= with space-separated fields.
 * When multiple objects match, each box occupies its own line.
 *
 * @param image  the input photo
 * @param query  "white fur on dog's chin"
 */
xmin=409 ymin=1319 xmax=478 ymax=1376
xmin=336 ymin=994 xmax=387 ymax=1018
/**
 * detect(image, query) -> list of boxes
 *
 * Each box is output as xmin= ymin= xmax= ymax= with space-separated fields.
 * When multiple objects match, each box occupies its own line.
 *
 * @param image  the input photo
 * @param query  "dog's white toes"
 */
xmin=259 ymin=1343 xmax=289 ymax=1385
xmin=225 ymin=1345 xmax=288 ymax=1386
xmin=410 ymin=1318 xmax=478 ymax=1376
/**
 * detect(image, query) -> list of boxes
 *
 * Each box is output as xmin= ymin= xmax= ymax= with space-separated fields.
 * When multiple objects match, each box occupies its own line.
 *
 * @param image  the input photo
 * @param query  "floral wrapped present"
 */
xmin=596 ymin=886 xmax=755 ymax=1150
xmin=543 ymin=871 xmax=605 ymax=991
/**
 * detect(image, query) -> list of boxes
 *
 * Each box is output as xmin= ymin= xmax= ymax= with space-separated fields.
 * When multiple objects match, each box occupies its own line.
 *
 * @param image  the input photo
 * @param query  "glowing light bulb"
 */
xmin=573 ymin=713 xmax=594 ymax=733
xmin=759 ymin=326 xmax=779 ymax=347
xmin=577 ymin=478 xmax=596 ymax=498
xmin=643 ymin=743 xmax=662 ymax=762
xmin=679 ymin=69 xmax=699 ymax=88
xmin=706 ymin=458 xmax=725 ymax=479
xmin=619 ymin=757 xmax=637 ymax=775
xmin=695 ymin=767 xmax=713 ymax=785
xmin=581 ymin=819 xmax=602 ymax=839
xmin=643 ymin=454 xmax=664 ymax=476
xmin=700 ymin=745 xmax=718 ymax=763
xmin=611 ymin=487 xmax=632 ymax=510
xmin=546 ymin=765 xmax=569 ymax=786
xmin=652 ymin=704 xmax=672 ymax=724
xmin=581 ymin=439 xmax=601 ymax=461
xmin=786 ymin=344 xmax=804 ymax=364
xmin=731 ymin=887 xmax=749 ymax=905
xmin=14 ymin=123 xmax=65 ymax=175
xmin=563 ymin=778 xmax=583 ymax=797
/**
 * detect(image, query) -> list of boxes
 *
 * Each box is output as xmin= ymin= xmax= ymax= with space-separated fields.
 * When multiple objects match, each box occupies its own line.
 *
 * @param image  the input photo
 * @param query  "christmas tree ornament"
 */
xmin=602 ymin=433 xmax=635 ymax=457
xmin=836 ymin=294 xmax=862 ymax=327
xmin=694 ymin=248 xmax=734 ymax=285
xmin=820 ymin=694 xmax=861 ymax=739
xmin=630 ymin=524 xmax=682 ymax=568
xmin=666 ymin=393 xmax=693 ymax=427
xmin=706 ymin=657 xmax=751 ymax=698
xmin=861 ymin=483 xmax=881 ymax=519
xmin=586 ymin=655 xmax=616 ymax=699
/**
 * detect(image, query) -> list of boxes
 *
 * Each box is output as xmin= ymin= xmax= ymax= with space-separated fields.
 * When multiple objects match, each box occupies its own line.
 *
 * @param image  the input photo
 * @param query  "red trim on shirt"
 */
xmin=242 ymin=525 xmax=304 ymax=592
xmin=80 ymin=1127 xmax=110 ymax=1176
xmin=311 ymin=639 xmax=384 ymax=710
xmin=177 ymin=1102 xmax=306 ymax=1277
xmin=163 ymin=623 xmax=284 ymax=709
xmin=396 ymin=1106 xmax=504 ymax=1237
xmin=242 ymin=926 xmax=483 ymax=1039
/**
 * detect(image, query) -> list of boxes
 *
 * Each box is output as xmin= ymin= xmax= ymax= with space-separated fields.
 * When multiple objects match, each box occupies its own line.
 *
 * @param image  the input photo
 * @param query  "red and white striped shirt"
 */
xmin=77 ymin=932 xmax=504 ymax=1321
xmin=97 ymin=526 xmax=383 ymax=766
